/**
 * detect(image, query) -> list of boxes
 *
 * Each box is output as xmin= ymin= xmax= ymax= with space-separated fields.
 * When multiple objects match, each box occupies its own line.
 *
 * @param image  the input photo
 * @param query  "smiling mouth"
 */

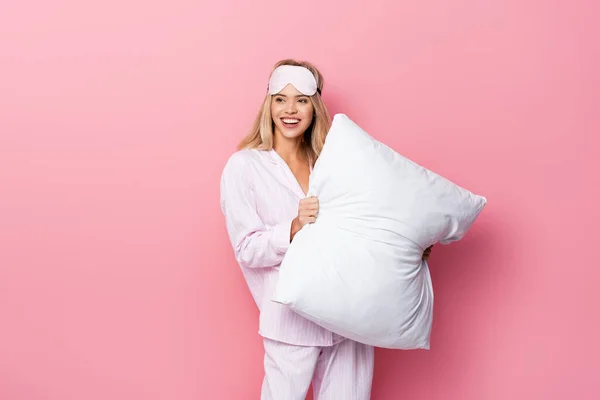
xmin=281 ymin=118 xmax=300 ymax=128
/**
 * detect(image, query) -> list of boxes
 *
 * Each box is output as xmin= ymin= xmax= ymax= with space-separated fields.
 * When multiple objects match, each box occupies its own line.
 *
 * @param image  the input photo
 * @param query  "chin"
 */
xmin=278 ymin=125 xmax=310 ymax=139
xmin=282 ymin=132 xmax=304 ymax=140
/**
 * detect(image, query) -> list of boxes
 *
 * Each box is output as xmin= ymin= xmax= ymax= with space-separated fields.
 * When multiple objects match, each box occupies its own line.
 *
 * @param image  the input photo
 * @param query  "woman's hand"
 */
xmin=422 ymin=245 xmax=433 ymax=261
xmin=290 ymin=196 xmax=319 ymax=241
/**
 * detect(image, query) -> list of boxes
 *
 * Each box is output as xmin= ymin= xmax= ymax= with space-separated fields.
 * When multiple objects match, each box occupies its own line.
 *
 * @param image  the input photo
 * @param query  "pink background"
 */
xmin=1 ymin=1 xmax=598 ymax=399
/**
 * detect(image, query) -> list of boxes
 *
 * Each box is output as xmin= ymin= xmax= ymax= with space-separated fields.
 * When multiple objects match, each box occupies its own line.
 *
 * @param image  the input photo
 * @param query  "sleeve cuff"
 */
xmin=271 ymin=221 xmax=292 ymax=254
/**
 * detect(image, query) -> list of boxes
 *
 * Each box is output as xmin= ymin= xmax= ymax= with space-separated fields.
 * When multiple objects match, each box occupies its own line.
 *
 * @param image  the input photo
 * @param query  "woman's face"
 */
xmin=271 ymin=83 xmax=314 ymax=141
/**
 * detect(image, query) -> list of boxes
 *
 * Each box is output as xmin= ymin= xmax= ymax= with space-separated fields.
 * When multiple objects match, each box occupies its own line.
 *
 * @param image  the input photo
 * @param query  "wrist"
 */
xmin=290 ymin=217 xmax=300 ymax=242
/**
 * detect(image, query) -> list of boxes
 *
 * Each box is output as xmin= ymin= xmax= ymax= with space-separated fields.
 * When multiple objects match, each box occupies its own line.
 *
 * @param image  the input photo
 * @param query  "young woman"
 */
xmin=220 ymin=59 xmax=432 ymax=399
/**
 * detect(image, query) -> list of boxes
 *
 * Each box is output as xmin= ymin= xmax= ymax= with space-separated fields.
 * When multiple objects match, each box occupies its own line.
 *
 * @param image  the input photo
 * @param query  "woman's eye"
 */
xmin=275 ymin=97 xmax=284 ymax=102
xmin=299 ymin=98 xmax=308 ymax=103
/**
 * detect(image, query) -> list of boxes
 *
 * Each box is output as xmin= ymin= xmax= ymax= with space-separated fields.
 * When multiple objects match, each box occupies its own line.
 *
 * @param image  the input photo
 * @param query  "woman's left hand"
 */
xmin=422 ymin=245 xmax=433 ymax=261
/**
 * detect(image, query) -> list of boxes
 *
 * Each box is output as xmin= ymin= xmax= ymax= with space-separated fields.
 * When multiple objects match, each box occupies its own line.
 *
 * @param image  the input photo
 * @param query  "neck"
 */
xmin=273 ymin=131 xmax=306 ymax=164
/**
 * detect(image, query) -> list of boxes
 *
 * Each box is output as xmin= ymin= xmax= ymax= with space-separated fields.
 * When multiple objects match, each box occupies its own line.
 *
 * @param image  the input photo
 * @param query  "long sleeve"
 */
xmin=220 ymin=153 xmax=292 ymax=269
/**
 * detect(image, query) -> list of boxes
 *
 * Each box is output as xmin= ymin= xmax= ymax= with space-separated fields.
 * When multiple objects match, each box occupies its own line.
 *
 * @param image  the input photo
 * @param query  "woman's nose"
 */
xmin=285 ymin=102 xmax=298 ymax=113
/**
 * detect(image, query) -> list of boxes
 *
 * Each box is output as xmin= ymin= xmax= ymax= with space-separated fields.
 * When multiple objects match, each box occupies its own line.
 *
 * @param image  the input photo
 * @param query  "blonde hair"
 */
xmin=238 ymin=59 xmax=331 ymax=166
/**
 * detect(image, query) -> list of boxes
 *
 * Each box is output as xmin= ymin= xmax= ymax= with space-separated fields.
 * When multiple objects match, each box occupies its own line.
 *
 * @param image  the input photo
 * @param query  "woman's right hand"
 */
xmin=290 ymin=196 xmax=319 ymax=241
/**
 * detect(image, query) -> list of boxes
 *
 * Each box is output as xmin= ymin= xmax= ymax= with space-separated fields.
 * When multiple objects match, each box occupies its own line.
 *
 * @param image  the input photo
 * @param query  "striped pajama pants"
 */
xmin=261 ymin=338 xmax=374 ymax=400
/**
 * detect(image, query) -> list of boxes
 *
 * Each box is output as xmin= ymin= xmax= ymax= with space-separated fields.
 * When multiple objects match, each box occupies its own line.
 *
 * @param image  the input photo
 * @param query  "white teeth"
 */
xmin=282 ymin=119 xmax=300 ymax=124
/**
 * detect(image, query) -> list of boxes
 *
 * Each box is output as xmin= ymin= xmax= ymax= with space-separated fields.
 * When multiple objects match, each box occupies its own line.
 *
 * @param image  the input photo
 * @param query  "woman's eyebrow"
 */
xmin=274 ymin=94 xmax=308 ymax=98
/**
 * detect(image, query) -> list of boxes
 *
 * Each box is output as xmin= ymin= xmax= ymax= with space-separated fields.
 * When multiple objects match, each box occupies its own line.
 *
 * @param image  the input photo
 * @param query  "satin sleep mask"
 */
xmin=268 ymin=65 xmax=321 ymax=96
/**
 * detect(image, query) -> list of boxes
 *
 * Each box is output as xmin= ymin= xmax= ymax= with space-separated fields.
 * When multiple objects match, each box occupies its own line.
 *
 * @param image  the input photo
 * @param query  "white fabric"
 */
xmin=272 ymin=114 xmax=487 ymax=349
xmin=268 ymin=65 xmax=318 ymax=96
xmin=261 ymin=338 xmax=374 ymax=400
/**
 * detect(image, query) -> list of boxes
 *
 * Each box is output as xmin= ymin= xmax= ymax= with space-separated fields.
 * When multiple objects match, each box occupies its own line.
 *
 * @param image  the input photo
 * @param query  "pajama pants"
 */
xmin=261 ymin=338 xmax=374 ymax=400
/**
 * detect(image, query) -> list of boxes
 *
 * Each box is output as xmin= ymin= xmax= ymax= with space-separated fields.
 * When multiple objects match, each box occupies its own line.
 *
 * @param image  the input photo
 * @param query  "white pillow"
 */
xmin=272 ymin=114 xmax=487 ymax=349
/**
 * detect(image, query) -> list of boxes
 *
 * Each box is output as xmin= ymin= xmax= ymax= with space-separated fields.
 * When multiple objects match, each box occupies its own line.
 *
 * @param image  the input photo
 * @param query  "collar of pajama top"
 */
xmin=220 ymin=149 xmax=345 ymax=347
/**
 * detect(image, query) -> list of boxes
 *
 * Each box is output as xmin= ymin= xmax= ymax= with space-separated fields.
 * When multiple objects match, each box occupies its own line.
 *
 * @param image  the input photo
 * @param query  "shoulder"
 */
xmin=224 ymin=149 xmax=256 ymax=168
xmin=220 ymin=150 xmax=265 ymax=208
xmin=221 ymin=148 xmax=271 ymax=185
xmin=222 ymin=149 xmax=260 ymax=177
